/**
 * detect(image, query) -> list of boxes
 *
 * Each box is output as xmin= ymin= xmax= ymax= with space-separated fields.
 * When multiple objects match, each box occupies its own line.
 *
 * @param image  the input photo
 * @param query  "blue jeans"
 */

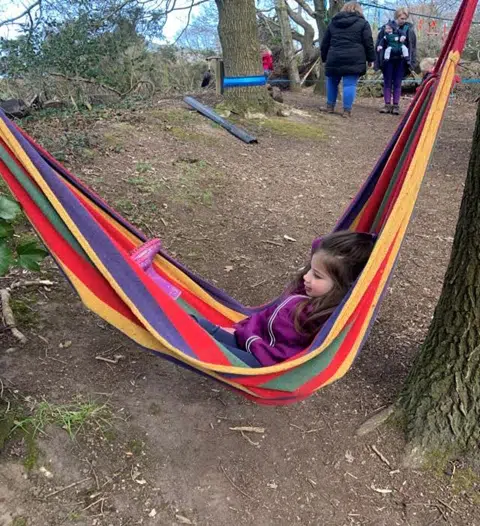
xmin=194 ymin=317 xmax=261 ymax=367
xmin=326 ymin=75 xmax=360 ymax=111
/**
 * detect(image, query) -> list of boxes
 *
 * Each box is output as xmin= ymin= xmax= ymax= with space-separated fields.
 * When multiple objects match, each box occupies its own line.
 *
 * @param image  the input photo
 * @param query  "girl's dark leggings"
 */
xmin=194 ymin=316 xmax=261 ymax=367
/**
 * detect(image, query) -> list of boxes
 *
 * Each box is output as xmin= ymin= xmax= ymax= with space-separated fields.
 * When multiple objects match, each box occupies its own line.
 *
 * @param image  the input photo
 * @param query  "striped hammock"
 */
xmin=0 ymin=0 xmax=477 ymax=405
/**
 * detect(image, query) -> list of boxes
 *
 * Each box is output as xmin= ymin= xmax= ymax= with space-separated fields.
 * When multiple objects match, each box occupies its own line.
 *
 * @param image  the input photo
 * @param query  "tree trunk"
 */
xmin=314 ymin=65 xmax=326 ymax=95
xmin=286 ymin=3 xmax=316 ymax=61
xmin=215 ymin=0 xmax=273 ymax=115
xmin=274 ymin=0 xmax=300 ymax=91
xmin=313 ymin=0 xmax=328 ymax=95
xmin=400 ymin=101 xmax=480 ymax=458
xmin=328 ymin=0 xmax=345 ymax=17
xmin=313 ymin=0 xmax=328 ymax=41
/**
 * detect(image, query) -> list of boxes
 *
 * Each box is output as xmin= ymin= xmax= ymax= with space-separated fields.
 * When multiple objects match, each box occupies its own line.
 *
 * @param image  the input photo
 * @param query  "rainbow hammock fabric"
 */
xmin=0 ymin=0 xmax=477 ymax=405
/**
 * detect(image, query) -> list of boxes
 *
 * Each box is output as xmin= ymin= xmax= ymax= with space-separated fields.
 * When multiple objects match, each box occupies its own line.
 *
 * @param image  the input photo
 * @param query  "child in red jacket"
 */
xmin=261 ymin=46 xmax=273 ymax=77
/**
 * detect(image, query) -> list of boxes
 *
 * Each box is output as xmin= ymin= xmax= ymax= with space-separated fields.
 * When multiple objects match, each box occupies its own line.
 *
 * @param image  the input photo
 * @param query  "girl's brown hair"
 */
xmin=341 ymin=2 xmax=364 ymax=17
xmin=290 ymin=231 xmax=375 ymax=337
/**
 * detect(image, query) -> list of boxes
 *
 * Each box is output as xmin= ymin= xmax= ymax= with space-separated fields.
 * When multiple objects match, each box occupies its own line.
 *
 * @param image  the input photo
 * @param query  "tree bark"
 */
xmin=215 ymin=0 xmax=273 ymax=115
xmin=312 ymin=0 xmax=328 ymax=41
xmin=285 ymin=3 xmax=316 ymax=61
xmin=314 ymin=65 xmax=326 ymax=95
xmin=329 ymin=0 xmax=345 ymax=17
xmin=400 ymin=101 xmax=480 ymax=457
xmin=313 ymin=0 xmax=330 ymax=95
xmin=274 ymin=0 xmax=301 ymax=91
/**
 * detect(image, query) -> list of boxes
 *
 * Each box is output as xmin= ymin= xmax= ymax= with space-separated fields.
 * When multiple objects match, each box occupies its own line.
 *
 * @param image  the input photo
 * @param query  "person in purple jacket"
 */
xmin=197 ymin=231 xmax=376 ymax=367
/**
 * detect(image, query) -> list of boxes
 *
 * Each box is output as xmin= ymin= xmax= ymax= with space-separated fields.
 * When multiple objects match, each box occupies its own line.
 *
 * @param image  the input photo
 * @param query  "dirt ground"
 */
xmin=1 ymin=88 xmax=479 ymax=526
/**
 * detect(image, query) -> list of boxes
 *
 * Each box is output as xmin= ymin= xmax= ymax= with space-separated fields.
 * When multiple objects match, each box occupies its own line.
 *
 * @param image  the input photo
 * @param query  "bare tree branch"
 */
xmin=291 ymin=28 xmax=303 ymax=41
xmin=257 ymin=7 xmax=276 ymax=14
xmin=0 ymin=0 xmax=211 ymax=30
xmin=257 ymin=11 xmax=277 ymax=39
xmin=165 ymin=0 xmax=211 ymax=14
xmin=291 ymin=0 xmax=315 ymax=19
xmin=286 ymin=1 xmax=315 ymax=56
xmin=286 ymin=2 xmax=313 ymax=35
xmin=172 ymin=0 xmax=197 ymax=43
xmin=0 ymin=0 xmax=41 ymax=27
xmin=262 ymin=12 xmax=305 ymax=48
xmin=105 ymin=0 xmax=138 ymax=18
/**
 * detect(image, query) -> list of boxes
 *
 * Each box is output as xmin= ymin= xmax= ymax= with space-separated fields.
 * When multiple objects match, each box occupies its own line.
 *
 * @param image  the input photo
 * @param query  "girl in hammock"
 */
xmin=197 ymin=231 xmax=375 ymax=366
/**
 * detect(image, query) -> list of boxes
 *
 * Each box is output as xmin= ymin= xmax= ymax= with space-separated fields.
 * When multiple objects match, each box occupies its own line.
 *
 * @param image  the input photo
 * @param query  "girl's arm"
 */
xmin=245 ymin=337 xmax=299 ymax=367
xmin=235 ymin=295 xmax=311 ymax=366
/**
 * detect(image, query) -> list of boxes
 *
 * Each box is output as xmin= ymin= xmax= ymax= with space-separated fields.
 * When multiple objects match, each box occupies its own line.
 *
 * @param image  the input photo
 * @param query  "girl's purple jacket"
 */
xmin=234 ymin=291 xmax=329 ymax=366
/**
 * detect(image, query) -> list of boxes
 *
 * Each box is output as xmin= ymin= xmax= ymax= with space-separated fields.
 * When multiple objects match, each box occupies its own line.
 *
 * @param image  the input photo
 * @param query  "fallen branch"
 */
xmin=82 ymin=496 xmax=106 ymax=512
xmin=229 ymin=426 xmax=265 ymax=434
xmin=45 ymin=477 xmax=91 ymax=498
xmin=219 ymin=464 xmax=256 ymax=501
xmin=48 ymin=73 xmax=155 ymax=100
xmin=370 ymin=484 xmax=392 ymax=494
xmin=241 ymin=431 xmax=260 ymax=447
xmin=10 ymin=279 xmax=54 ymax=290
xmin=121 ymin=79 xmax=156 ymax=99
xmin=356 ymin=405 xmax=396 ymax=436
xmin=437 ymin=498 xmax=456 ymax=514
xmin=262 ymin=240 xmax=284 ymax=247
xmin=95 ymin=354 xmax=125 ymax=364
xmin=250 ymin=278 xmax=267 ymax=289
xmin=371 ymin=445 xmax=392 ymax=468
xmin=0 ymin=289 xmax=27 ymax=344
xmin=48 ymin=72 xmax=123 ymax=97
xmin=301 ymin=57 xmax=321 ymax=86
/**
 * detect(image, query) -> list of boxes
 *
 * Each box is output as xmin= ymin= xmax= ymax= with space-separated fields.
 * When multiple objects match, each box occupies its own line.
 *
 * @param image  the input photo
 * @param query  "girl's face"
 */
xmin=385 ymin=25 xmax=393 ymax=34
xmin=396 ymin=14 xmax=408 ymax=26
xmin=303 ymin=252 xmax=335 ymax=298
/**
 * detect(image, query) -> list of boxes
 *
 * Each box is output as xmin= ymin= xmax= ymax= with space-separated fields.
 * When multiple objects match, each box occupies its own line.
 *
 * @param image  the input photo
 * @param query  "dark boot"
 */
xmin=342 ymin=109 xmax=352 ymax=118
xmin=391 ymin=104 xmax=400 ymax=115
xmin=326 ymin=103 xmax=335 ymax=113
xmin=379 ymin=104 xmax=392 ymax=114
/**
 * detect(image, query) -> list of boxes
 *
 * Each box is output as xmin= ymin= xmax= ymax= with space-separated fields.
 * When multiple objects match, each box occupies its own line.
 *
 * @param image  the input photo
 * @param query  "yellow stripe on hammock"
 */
xmin=322 ymin=51 xmax=460 ymax=389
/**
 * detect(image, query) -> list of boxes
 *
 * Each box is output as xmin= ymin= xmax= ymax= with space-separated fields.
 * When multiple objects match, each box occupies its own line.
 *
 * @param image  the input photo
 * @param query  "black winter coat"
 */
xmin=320 ymin=12 xmax=375 ymax=78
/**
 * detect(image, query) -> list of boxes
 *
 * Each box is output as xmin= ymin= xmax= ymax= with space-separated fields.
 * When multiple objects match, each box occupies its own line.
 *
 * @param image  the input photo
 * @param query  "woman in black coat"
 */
xmin=320 ymin=2 xmax=375 ymax=117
